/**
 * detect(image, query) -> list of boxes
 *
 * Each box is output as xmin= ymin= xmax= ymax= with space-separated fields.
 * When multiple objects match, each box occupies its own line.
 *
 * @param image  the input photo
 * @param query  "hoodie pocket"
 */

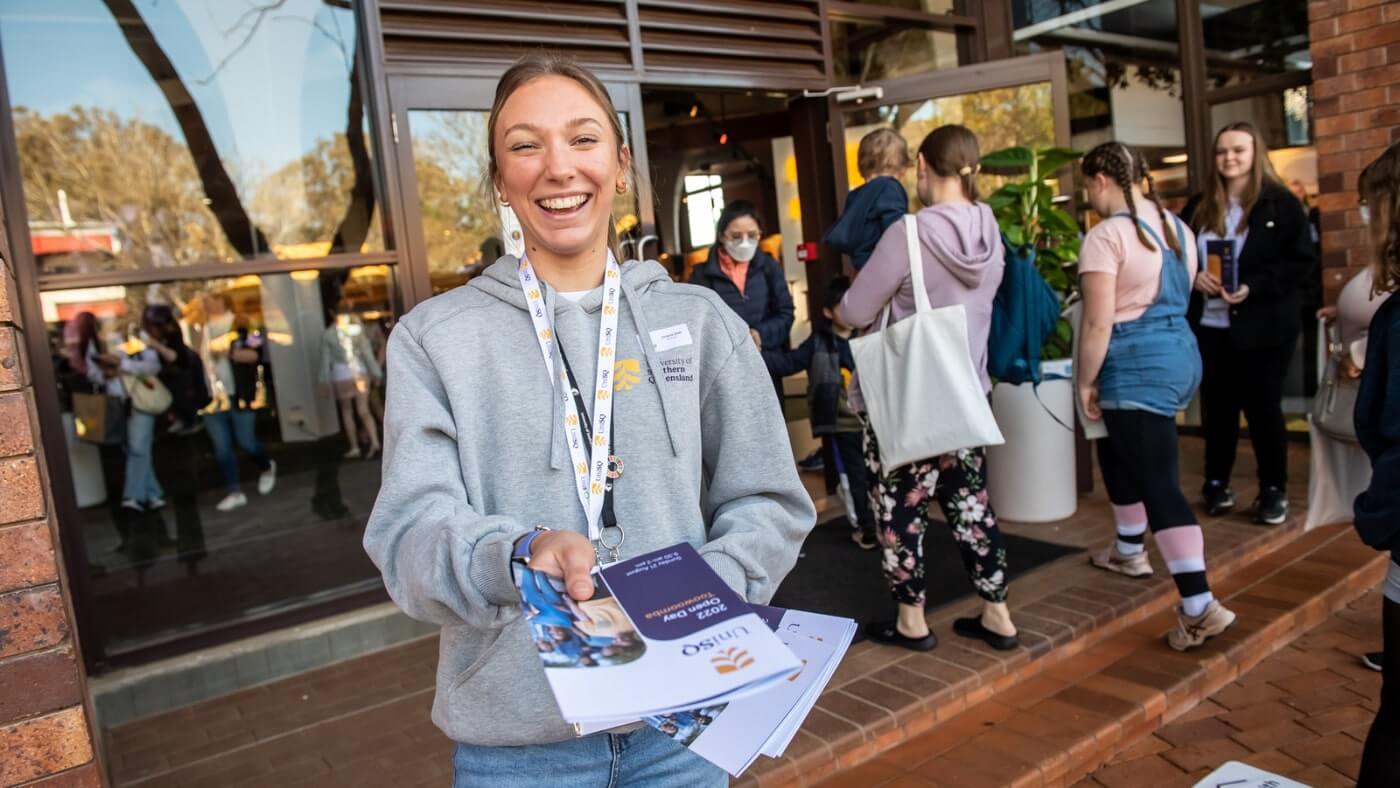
xmin=446 ymin=624 xmax=509 ymax=693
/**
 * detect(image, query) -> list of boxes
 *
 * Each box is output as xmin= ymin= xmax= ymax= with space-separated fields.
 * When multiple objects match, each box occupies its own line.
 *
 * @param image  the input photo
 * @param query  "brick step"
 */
xmin=796 ymin=524 xmax=1386 ymax=788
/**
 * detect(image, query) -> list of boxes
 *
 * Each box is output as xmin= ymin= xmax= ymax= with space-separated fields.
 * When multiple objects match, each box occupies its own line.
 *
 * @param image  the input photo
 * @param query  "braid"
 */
xmin=1113 ymin=144 xmax=1156 ymax=252
xmin=1138 ymin=153 xmax=1182 ymax=255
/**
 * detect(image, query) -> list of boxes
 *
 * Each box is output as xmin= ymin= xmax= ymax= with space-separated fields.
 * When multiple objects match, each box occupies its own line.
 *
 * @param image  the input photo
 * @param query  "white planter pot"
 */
xmin=986 ymin=361 xmax=1077 ymax=523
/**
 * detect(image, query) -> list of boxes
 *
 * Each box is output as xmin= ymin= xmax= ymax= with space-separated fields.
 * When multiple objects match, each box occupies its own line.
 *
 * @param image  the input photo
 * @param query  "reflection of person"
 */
xmin=823 ymin=127 xmax=911 ymax=271
xmin=198 ymin=294 xmax=277 ymax=512
xmin=763 ymin=277 xmax=875 ymax=549
xmin=1076 ymin=142 xmax=1235 ymax=651
xmin=1352 ymin=143 xmax=1400 ymax=786
xmin=90 ymin=325 xmax=165 ymax=513
xmin=1182 ymin=122 xmax=1315 ymax=525
xmin=364 ymin=53 xmax=812 ymax=787
xmin=838 ymin=124 xmax=1017 ymax=654
xmin=688 ymin=201 xmax=795 ymax=355
xmin=319 ymin=309 xmax=383 ymax=459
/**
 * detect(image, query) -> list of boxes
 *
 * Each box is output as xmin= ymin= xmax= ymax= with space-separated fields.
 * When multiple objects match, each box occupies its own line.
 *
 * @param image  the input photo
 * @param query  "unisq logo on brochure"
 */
xmin=516 ymin=543 xmax=801 ymax=724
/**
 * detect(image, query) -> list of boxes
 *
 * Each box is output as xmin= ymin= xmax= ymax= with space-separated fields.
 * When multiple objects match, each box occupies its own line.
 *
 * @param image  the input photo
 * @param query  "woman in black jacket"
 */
xmin=1354 ymin=141 xmax=1400 ymax=788
xmin=689 ymin=200 xmax=795 ymax=354
xmin=1182 ymin=122 xmax=1315 ymax=525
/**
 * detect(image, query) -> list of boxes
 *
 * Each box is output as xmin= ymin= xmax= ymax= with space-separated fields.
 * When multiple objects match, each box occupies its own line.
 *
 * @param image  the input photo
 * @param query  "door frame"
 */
xmin=382 ymin=74 xmax=654 ymax=311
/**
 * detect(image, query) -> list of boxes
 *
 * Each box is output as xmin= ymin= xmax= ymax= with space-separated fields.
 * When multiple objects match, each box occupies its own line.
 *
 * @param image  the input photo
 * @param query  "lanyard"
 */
xmin=518 ymin=254 xmax=623 ymax=557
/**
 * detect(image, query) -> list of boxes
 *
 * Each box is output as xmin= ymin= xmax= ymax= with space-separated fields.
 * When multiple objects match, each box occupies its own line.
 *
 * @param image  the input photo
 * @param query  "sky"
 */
xmin=0 ymin=0 xmax=358 ymax=182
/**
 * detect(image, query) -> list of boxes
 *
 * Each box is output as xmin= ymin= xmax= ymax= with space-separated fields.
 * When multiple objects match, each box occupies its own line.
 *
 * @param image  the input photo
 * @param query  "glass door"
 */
xmin=385 ymin=76 xmax=653 ymax=307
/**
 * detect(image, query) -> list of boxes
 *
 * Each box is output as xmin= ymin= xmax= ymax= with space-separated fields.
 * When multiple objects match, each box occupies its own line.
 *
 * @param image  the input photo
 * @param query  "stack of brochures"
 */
xmin=515 ymin=543 xmax=857 ymax=777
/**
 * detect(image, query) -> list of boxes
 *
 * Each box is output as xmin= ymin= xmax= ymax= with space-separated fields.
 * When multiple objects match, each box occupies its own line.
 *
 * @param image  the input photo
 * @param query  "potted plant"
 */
xmin=980 ymin=145 xmax=1083 ymax=523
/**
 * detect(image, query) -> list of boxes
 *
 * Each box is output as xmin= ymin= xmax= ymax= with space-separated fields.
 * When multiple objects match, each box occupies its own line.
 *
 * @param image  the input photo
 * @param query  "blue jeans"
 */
xmin=452 ymin=728 xmax=726 ymax=788
xmin=122 ymin=409 xmax=163 ymax=503
xmin=204 ymin=409 xmax=271 ymax=492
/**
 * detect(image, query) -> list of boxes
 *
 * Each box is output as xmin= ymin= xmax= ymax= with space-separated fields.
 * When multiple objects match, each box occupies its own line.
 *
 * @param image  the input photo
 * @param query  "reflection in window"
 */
xmin=831 ymin=20 xmax=959 ymax=84
xmin=842 ymin=83 xmax=1056 ymax=210
xmin=1 ymin=0 xmax=382 ymax=276
xmin=683 ymin=174 xmax=725 ymax=249
xmin=43 ymin=266 xmax=398 ymax=653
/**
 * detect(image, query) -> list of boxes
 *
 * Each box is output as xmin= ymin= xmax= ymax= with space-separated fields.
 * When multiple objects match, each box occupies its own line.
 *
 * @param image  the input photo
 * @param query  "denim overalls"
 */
xmin=1097 ymin=213 xmax=1202 ymax=417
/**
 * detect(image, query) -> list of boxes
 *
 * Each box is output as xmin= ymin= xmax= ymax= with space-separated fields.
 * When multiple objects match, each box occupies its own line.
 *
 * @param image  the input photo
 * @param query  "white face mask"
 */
xmin=723 ymin=238 xmax=758 ymax=262
xmin=1359 ymin=204 xmax=1371 ymax=226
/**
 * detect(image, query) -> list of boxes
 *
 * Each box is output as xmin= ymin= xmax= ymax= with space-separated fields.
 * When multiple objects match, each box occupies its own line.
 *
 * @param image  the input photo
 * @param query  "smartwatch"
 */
xmin=511 ymin=526 xmax=550 ymax=564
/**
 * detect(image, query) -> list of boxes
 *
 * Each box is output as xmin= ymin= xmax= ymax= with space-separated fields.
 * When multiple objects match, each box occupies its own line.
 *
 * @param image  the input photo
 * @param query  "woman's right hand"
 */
xmin=1193 ymin=270 xmax=1222 ymax=296
xmin=1316 ymin=305 xmax=1338 ymax=323
xmin=524 ymin=530 xmax=598 ymax=601
xmin=1078 ymin=382 xmax=1102 ymax=421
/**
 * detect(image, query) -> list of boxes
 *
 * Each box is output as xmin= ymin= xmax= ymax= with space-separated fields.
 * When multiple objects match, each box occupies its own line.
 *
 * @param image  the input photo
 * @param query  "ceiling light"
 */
xmin=1162 ymin=153 xmax=1189 ymax=164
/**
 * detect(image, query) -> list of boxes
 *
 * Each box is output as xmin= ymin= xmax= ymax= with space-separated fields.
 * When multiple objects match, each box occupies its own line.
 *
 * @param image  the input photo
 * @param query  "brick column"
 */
xmin=0 ymin=172 xmax=103 ymax=782
xmin=1309 ymin=0 xmax=1400 ymax=302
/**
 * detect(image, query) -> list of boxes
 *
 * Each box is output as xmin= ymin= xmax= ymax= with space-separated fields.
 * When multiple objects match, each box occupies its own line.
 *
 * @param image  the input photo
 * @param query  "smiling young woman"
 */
xmin=362 ymin=53 xmax=814 ymax=787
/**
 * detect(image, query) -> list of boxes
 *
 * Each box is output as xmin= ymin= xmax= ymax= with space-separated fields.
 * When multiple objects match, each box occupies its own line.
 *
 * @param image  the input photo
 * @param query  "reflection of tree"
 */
xmin=16 ymin=108 xmax=241 ymax=271
xmin=101 ymin=0 xmax=270 ymax=258
xmin=251 ymin=131 xmax=382 ymax=253
xmin=411 ymin=113 xmax=499 ymax=275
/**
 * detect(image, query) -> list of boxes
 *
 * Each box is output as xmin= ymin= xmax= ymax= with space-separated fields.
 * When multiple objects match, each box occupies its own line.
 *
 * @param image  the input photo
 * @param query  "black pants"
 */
xmin=1359 ymin=593 xmax=1400 ymax=786
xmin=830 ymin=431 xmax=873 ymax=530
xmin=1197 ymin=327 xmax=1292 ymax=489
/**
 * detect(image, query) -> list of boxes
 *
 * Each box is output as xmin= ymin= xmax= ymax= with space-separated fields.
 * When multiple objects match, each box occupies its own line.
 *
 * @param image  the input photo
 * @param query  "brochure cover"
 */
xmin=1205 ymin=239 xmax=1239 ymax=293
xmin=515 ymin=543 xmax=802 ymax=723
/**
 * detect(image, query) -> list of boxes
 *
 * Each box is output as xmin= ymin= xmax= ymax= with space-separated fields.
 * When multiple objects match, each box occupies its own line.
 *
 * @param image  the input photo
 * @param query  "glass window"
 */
xmin=842 ymin=83 xmax=1057 ymax=210
xmin=1 ymin=0 xmax=382 ymax=276
xmin=1201 ymin=0 xmax=1311 ymax=92
xmin=831 ymin=21 xmax=959 ymax=84
xmin=44 ymin=265 xmax=399 ymax=653
xmin=683 ymin=174 xmax=724 ymax=249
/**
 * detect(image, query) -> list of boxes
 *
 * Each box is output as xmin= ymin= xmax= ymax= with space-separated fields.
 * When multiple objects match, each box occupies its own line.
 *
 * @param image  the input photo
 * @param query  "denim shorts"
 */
xmin=1098 ymin=318 xmax=1202 ymax=418
xmin=452 ymin=727 xmax=726 ymax=788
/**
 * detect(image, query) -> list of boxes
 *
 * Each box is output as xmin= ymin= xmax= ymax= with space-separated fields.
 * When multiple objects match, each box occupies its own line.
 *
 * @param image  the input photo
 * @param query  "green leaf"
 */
xmin=980 ymin=146 xmax=1033 ymax=173
xmin=1033 ymin=147 xmax=1084 ymax=178
xmin=1003 ymin=224 xmax=1027 ymax=247
xmin=1040 ymin=206 xmax=1081 ymax=236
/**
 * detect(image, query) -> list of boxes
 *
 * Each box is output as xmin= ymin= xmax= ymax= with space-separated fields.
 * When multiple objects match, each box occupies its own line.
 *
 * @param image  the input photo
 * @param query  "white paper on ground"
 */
xmin=1190 ymin=761 xmax=1309 ymax=788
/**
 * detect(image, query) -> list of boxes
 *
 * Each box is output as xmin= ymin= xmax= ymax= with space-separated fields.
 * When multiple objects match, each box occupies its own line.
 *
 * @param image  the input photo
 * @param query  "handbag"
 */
xmin=72 ymin=391 xmax=127 ymax=445
xmin=850 ymin=216 xmax=1004 ymax=469
xmin=122 ymin=373 xmax=173 ymax=416
xmin=1312 ymin=323 xmax=1358 ymax=442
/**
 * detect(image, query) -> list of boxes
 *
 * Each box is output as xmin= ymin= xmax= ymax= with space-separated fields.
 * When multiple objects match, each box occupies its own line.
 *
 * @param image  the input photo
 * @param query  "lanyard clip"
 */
xmin=594 ymin=523 xmax=625 ymax=565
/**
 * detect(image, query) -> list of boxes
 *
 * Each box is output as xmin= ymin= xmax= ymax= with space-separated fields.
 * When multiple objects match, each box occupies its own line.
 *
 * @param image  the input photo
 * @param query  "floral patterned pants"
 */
xmin=864 ymin=422 xmax=1010 ymax=606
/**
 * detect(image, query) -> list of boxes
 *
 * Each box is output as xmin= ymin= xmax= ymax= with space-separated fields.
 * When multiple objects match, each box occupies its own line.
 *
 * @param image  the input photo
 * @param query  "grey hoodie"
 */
xmin=364 ymin=257 xmax=815 ymax=747
xmin=840 ymin=202 xmax=1006 ymax=393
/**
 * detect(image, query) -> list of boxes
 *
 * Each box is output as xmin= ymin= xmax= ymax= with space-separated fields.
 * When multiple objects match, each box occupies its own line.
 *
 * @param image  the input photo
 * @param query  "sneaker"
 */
xmin=1254 ymin=486 xmax=1289 ymax=525
xmin=170 ymin=419 xmax=205 ymax=436
xmin=258 ymin=460 xmax=277 ymax=495
xmin=215 ymin=491 xmax=248 ymax=512
xmin=1167 ymin=599 xmax=1237 ymax=651
xmin=1362 ymin=651 xmax=1384 ymax=672
xmin=147 ymin=496 xmax=166 ymax=510
xmin=344 ymin=447 xmax=362 ymax=460
xmin=1089 ymin=544 xmax=1154 ymax=578
xmin=851 ymin=530 xmax=878 ymax=551
xmin=1203 ymin=482 xmax=1235 ymax=517
xmin=120 ymin=498 xmax=144 ymax=512
xmin=797 ymin=449 xmax=824 ymax=472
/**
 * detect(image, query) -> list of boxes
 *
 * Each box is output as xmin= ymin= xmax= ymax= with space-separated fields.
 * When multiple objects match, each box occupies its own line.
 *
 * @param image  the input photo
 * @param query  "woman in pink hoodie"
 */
xmin=838 ymin=124 xmax=1018 ymax=653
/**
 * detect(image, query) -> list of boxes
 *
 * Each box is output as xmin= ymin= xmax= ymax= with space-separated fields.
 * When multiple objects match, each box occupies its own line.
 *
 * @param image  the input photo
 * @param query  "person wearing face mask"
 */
xmin=1182 ymin=122 xmax=1315 ymax=526
xmin=689 ymin=201 xmax=796 ymax=396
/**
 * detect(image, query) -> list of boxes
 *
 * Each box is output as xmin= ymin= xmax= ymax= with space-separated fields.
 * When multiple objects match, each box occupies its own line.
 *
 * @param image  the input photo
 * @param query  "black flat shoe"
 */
xmin=864 ymin=620 xmax=938 ymax=652
xmin=952 ymin=616 xmax=1020 ymax=651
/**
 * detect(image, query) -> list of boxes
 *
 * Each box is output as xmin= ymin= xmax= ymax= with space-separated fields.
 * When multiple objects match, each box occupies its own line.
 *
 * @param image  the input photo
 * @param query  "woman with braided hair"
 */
xmin=1077 ymin=142 xmax=1237 ymax=651
xmin=1183 ymin=123 xmax=1314 ymax=525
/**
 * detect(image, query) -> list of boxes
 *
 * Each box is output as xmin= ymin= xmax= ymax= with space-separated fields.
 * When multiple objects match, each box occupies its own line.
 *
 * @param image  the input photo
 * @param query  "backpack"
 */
xmin=988 ymin=238 xmax=1060 ymax=386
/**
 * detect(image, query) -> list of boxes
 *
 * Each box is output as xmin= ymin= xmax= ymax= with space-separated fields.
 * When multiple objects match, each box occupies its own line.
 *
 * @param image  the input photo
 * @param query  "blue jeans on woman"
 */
xmin=122 ymin=409 xmax=163 ymax=504
xmin=204 ymin=409 xmax=271 ymax=493
xmin=452 ymin=727 xmax=725 ymax=788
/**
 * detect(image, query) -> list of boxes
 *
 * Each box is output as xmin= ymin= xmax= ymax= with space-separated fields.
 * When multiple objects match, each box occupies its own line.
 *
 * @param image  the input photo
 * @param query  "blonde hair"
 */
xmin=857 ymin=128 xmax=910 ymax=179
xmin=1359 ymin=142 xmax=1400 ymax=296
xmin=918 ymin=125 xmax=981 ymax=201
xmin=486 ymin=53 xmax=634 ymax=256
xmin=1195 ymin=122 xmax=1281 ymax=237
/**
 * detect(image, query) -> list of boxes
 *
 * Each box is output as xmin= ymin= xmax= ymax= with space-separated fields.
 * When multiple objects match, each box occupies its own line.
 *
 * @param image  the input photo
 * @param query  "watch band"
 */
xmin=512 ymin=526 xmax=550 ymax=563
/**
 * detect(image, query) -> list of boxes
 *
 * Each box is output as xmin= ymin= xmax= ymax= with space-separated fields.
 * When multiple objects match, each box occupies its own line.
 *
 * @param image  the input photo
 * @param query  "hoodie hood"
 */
xmin=920 ymin=202 xmax=1002 ymax=289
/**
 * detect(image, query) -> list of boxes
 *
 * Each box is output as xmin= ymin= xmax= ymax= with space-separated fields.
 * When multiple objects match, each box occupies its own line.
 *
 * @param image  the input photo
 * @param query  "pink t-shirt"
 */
xmin=1078 ymin=209 xmax=1198 ymax=323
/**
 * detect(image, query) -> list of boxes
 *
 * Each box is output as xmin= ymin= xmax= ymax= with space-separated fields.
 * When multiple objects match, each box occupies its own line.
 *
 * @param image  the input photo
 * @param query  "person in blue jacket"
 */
xmin=1355 ymin=141 xmax=1400 ymax=788
xmin=824 ymin=127 xmax=911 ymax=271
xmin=689 ymin=201 xmax=795 ymax=355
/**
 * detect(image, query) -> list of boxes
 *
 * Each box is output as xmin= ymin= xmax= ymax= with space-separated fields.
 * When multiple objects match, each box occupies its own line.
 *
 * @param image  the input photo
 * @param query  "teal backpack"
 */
xmin=988 ymin=239 xmax=1060 ymax=386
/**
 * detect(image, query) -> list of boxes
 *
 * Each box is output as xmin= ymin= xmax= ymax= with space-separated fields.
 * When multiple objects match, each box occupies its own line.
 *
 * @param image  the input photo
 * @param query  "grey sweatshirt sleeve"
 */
xmin=363 ymin=322 xmax=528 ymax=630
xmin=697 ymin=326 xmax=816 ymax=603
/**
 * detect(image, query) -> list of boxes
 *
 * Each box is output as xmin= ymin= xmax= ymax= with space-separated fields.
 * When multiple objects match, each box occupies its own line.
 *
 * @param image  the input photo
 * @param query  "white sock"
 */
xmin=1116 ymin=521 xmax=1147 ymax=556
xmin=1181 ymin=592 xmax=1214 ymax=618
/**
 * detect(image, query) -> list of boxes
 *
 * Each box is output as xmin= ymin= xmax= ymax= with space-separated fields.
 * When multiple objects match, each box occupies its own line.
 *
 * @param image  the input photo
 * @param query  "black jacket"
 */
xmin=1354 ymin=291 xmax=1400 ymax=560
xmin=763 ymin=327 xmax=857 ymax=435
xmin=689 ymin=248 xmax=795 ymax=351
xmin=1182 ymin=182 xmax=1315 ymax=350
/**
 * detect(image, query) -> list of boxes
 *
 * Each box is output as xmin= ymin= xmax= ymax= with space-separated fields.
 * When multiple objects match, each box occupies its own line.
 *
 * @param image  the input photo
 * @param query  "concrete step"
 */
xmin=792 ymin=524 xmax=1385 ymax=788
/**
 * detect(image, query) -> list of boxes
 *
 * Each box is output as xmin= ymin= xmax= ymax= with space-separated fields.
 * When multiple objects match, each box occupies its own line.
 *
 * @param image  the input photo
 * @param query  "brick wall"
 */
xmin=0 ymin=160 xmax=102 ymax=782
xmin=1309 ymin=0 xmax=1400 ymax=302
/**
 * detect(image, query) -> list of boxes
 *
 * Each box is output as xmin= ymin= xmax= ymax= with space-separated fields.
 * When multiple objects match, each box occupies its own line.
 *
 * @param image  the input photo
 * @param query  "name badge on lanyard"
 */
xmin=518 ymin=253 xmax=625 ymax=562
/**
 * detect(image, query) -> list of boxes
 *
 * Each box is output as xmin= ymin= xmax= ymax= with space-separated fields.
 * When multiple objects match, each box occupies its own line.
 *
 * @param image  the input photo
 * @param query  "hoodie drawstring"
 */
xmin=544 ymin=285 xmax=569 ymax=471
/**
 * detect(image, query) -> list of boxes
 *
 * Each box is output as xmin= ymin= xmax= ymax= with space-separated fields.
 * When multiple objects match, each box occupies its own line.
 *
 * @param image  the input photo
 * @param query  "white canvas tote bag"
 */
xmin=850 ymin=216 xmax=1004 ymax=469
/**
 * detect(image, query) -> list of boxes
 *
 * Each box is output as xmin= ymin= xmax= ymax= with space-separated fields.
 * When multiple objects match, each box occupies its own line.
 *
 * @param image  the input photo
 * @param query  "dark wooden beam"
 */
xmin=1205 ymin=68 xmax=1312 ymax=106
xmin=1176 ymin=0 xmax=1211 ymax=193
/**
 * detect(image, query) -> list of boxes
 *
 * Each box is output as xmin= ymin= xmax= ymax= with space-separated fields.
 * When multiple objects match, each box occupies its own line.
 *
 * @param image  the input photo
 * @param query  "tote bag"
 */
xmin=122 ymin=373 xmax=173 ymax=416
xmin=1312 ymin=322 xmax=1358 ymax=442
xmin=72 ymin=391 xmax=126 ymax=446
xmin=850 ymin=216 xmax=1004 ymax=470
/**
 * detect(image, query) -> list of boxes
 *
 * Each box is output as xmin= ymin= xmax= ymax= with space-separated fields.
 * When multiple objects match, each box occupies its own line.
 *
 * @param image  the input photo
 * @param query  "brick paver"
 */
xmin=1082 ymin=591 xmax=1382 ymax=787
